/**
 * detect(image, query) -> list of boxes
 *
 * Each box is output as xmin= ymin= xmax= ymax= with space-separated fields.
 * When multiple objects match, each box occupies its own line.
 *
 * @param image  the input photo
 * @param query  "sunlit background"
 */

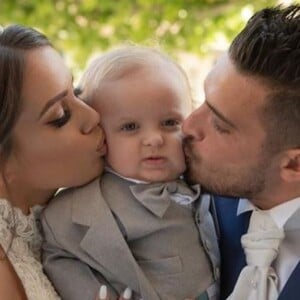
xmin=1 ymin=0 xmax=298 ymax=104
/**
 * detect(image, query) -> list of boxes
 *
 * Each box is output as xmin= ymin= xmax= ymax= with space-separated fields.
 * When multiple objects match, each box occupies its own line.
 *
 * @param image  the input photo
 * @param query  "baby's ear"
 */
xmin=280 ymin=148 xmax=300 ymax=182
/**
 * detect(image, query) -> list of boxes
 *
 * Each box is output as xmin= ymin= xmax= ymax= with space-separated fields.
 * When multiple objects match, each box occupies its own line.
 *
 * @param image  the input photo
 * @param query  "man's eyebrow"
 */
xmin=205 ymin=100 xmax=237 ymax=129
xmin=39 ymin=90 xmax=68 ymax=119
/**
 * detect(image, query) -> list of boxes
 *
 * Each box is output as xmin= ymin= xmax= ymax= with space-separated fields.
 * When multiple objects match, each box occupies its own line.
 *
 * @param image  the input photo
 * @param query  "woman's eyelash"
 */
xmin=47 ymin=109 xmax=71 ymax=128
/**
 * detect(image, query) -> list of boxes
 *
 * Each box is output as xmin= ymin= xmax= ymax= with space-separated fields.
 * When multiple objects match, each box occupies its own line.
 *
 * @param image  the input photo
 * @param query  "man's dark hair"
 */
xmin=229 ymin=5 xmax=300 ymax=152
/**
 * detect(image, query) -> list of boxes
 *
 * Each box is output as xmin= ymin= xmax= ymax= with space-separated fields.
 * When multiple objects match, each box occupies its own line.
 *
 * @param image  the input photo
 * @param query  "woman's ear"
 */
xmin=0 ymin=171 xmax=6 ymax=190
xmin=0 ymin=167 xmax=9 ymax=198
xmin=0 ymin=146 xmax=18 ymax=197
xmin=0 ymin=154 xmax=18 ymax=186
xmin=280 ymin=149 xmax=300 ymax=182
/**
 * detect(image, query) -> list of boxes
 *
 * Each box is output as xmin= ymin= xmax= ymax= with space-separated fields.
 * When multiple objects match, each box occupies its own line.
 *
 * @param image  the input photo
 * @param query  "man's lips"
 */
xmin=184 ymin=145 xmax=201 ymax=165
xmin=183 ymin=143 xmax=198 ymax=164
xmin=183 ymin=145 xmax=192 ymax=159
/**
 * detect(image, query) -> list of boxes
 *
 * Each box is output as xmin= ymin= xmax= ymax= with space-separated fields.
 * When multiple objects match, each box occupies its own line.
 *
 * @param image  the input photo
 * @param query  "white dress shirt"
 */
xmin=237 ymin=197 xmax=300 ymax=291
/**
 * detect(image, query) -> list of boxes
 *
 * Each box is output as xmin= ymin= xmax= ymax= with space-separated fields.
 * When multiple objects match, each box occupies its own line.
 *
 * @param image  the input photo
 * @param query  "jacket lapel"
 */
xmin=213 ymin=195 xmax=250 ymax=300
xmin=279 ymin=207 xmax=300 ymax=299
xmin=71 ymin=178 xmax=159 ymax=299
xmin=279 ymin=262 xmax=300 ymax=299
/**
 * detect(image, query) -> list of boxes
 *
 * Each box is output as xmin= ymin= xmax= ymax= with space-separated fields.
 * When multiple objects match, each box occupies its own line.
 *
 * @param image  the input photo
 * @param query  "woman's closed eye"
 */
xmin=47 ymin=108 xmax=72 ymax=128
xmin=73 ymin=87 xmax=83 ymax=100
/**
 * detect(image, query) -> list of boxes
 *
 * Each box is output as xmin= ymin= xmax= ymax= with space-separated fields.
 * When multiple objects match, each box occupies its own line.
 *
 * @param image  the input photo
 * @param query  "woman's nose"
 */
xmin=78 ymin=101 xmax=101 ymax=134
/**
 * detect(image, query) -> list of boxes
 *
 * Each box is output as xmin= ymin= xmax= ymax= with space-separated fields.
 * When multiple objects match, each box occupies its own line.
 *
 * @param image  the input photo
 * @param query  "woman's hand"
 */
xmin=0 ymin=250 xmax=28 ymax=300
xmin=97 ymin=285 xmax=133 ymax=300
xmin=96 ymin=285 xmax=193 ymax=300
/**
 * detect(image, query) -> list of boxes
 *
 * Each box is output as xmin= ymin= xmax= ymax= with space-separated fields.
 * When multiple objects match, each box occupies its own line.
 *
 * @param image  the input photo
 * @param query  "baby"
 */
xmin=42 ymin=46 xmax=218 ymax=300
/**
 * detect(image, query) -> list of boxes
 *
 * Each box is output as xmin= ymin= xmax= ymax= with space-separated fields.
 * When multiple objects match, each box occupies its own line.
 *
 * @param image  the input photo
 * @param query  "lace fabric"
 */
xmin=0 ymin=198 xmax=60 ymax=300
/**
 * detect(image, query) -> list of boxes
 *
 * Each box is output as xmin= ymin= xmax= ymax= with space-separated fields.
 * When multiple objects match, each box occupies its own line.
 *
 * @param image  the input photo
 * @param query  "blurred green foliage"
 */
xmin=0 ymin=0 xmax=293 ymax=73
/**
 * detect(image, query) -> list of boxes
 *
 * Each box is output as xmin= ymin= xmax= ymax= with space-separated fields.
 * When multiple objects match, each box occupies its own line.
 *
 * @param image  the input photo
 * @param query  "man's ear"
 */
xmin=280 ymin=149 xmax=300 ymax=182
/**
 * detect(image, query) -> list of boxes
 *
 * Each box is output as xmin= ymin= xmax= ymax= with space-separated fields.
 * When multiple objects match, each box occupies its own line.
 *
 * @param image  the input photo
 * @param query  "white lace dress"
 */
xmin=0 ymin=198 xmax=60 ymax=300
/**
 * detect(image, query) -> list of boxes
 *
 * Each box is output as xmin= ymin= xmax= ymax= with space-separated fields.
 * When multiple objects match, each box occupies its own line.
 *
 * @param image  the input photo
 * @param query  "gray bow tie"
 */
xmin=130 ymin=180 xmax=201 ymax=218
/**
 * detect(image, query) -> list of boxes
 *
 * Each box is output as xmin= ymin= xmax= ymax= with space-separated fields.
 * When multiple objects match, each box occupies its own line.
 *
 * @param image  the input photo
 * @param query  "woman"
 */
xmin=0 ymin=24 xmax=106 ymax=300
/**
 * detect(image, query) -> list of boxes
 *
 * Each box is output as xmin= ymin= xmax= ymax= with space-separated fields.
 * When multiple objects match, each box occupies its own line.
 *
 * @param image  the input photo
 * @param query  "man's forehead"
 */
xmin=205 ymin=53 xmax=268 ymax=100
xmin=205 ymin=53 xmax=231 ymax=81
xmin=203 ymin=53 xmax=271 ymax=129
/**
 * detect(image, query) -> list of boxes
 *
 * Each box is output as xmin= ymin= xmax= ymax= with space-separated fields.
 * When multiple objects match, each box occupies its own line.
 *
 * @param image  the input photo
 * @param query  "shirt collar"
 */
xmin=104 ymin=166 xmax=183 ymax=184
xmin=237 ymin=197 xmax=300 ymax=229
xmin=104 ymin=166 xmax=149 ymax=184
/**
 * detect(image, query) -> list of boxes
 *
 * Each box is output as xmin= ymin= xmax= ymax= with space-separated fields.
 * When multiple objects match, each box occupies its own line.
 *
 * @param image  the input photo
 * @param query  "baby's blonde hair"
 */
xmin=79 ymin=45 xmax=192 ymax=103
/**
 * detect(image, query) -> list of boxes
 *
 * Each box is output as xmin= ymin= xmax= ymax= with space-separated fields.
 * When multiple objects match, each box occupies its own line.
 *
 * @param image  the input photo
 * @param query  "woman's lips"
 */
xmin=96 ymin=140 xmax=107 ymax=156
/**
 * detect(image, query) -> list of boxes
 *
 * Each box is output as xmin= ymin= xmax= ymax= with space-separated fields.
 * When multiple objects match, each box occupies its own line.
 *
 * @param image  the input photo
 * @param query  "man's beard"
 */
xmin=184 ymin=143 xmax=268 ymax=199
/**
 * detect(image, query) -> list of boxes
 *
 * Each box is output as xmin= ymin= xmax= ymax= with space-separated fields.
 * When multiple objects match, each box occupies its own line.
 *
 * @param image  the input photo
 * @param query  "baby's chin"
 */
xmin=107 ymin=165 xmax=183 ymax=183
xmin=134 ymin=172 xmax=183 ymax=183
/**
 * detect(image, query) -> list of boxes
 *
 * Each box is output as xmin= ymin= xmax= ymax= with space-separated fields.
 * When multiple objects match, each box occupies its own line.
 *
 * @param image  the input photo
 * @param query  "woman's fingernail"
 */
xmin=99 ymin=285 xmax=107 ymax=299
xmin=122 ymin=287 xmax=132 ymax=299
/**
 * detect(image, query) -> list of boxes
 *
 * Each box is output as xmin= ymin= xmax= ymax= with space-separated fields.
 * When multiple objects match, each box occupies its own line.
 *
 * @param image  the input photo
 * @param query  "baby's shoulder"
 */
xmin=44 ymin=177 xmax=102 ymax=219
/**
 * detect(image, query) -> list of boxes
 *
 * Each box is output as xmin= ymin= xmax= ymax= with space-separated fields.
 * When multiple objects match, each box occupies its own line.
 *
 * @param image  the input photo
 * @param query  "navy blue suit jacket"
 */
xmin=212 ymin=195 xmax=300 ymax=300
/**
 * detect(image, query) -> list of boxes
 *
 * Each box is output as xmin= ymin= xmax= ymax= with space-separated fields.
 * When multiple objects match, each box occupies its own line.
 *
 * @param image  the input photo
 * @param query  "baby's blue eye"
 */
xmin=162 ymin=119 xmax=179 ymax=127
xmin=121 ymin=122 xmax=139 ymax=131
xmin=73 ymin=87 xmax=82 ymax=97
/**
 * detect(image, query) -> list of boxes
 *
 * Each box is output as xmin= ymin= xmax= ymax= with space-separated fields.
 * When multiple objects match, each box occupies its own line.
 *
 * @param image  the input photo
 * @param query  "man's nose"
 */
xmin=182 ymin=109 xmax=204 ymax=141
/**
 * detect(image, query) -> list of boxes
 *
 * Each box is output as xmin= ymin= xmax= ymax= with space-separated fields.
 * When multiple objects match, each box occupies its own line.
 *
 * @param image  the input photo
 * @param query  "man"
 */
xmin=183 ymin=4 xmax=300 ymax=300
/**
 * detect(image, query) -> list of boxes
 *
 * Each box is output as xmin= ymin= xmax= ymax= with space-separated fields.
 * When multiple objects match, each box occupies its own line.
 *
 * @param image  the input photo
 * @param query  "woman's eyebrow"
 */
xmin=39 ymin=90 xmax=68 ymax=119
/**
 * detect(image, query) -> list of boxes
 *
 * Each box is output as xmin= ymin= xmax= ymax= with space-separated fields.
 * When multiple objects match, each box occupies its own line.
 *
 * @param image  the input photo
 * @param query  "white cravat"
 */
xmin=227 ymin=209 xmax=285 ymax=300
xmin=237 ymin=197 xmax=300 ymax=291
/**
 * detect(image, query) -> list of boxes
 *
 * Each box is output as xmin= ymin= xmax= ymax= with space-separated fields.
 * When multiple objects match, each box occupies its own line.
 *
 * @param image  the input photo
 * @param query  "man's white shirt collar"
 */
xmin=237 ymin=196 xmax=300 ymax=229
xmin=237 ymin=196 xmax=300 ymax=291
